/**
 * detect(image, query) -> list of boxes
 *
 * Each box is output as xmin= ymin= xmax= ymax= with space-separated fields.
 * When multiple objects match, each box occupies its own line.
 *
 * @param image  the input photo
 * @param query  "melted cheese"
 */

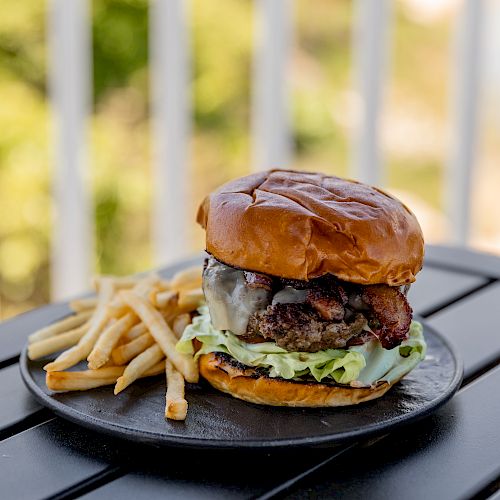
xmin=203 ymin=258 xmax=271 ymax=336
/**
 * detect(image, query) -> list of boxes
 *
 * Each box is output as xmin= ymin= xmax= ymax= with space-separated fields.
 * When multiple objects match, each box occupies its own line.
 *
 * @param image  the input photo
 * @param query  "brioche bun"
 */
xmin=199 ymin=352 xmax=399 ymax=407
xmin=197 ymin=170 xmax=424 ymax=286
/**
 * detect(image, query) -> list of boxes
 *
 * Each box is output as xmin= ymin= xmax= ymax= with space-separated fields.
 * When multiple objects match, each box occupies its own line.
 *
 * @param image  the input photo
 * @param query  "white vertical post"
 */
xmin=48 ymin=0 xmax=93 ymax=300
xmin=447 ymin=0 xmax=484 ymax=245
xmin=150 ymin=0 xmax=190 ymax=265
xmin=350 ymin=0 xmax=391 ymax=186
xmin=252 ymin=0 xmax=293 ymax=171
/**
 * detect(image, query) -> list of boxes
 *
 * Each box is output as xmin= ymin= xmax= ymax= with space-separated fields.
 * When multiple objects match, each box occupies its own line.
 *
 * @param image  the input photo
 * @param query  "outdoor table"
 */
xmin=1 ymin=244 xmax=499 ymax=500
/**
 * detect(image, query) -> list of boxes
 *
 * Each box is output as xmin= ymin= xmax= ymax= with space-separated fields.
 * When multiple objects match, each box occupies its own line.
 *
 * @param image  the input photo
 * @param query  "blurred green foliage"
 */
xmin=0 ymin=0 xmax=456 ymax=318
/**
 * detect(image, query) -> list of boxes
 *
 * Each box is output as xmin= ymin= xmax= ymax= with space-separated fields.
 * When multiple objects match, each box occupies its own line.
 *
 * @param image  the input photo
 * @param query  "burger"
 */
xmin=177 ymin=170 xmax=427 ymax=407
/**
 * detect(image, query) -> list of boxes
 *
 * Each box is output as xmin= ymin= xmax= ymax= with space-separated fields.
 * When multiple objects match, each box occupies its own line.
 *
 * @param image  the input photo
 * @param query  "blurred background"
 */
xmin=0 ymin=0 xmax=499 ymax=320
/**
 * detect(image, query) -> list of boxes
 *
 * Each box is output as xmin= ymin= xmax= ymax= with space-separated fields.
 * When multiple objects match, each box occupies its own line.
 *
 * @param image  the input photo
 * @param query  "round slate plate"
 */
xmin=20 ymin=320 xmax=462 ymax=449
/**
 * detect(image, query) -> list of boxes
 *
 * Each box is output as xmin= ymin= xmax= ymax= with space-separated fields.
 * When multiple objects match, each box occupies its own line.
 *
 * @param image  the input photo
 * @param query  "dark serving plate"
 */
xmin=20 ymin=320 xmax=462 ymax=449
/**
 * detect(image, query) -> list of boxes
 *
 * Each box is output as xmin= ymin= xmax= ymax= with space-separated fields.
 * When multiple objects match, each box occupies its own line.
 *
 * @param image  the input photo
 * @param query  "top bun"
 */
xmin=197 ymin=170 xmax=424 ymax=286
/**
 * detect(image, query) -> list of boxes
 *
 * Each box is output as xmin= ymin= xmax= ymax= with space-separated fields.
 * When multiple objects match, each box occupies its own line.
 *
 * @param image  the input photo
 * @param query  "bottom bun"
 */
xmin=199 ymin=352 xmax=399 ymax=407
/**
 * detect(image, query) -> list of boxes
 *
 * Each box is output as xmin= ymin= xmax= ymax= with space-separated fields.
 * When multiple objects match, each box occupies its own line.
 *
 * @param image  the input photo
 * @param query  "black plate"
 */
xmin=20 ymin=320 xmax=462 ymax=449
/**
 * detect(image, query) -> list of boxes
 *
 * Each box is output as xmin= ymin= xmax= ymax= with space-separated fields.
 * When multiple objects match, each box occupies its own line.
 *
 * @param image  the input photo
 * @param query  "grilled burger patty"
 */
xmin=203 ymin=256 xmax=412 ymax=353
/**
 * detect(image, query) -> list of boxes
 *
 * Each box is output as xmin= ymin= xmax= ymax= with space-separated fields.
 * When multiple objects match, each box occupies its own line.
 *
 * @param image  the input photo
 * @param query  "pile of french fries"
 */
xmin=27 ymin=266 xmax=204 ymax=421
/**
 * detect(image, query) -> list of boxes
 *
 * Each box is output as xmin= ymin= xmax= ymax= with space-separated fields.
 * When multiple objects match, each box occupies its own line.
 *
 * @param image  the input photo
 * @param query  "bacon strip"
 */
xmin=361 ymin=285 xmax=412 ymax=349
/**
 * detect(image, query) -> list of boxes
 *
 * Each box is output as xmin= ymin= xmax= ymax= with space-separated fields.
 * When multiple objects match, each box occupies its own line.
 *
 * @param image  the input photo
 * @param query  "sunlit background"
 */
xmin=1 ymin=0 xmax=499 ymax=320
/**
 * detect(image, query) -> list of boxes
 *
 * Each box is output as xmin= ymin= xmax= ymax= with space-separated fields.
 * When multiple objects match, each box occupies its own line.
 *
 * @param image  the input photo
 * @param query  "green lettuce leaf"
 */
xmin=177 ymin=306 xmax=426 ymax=387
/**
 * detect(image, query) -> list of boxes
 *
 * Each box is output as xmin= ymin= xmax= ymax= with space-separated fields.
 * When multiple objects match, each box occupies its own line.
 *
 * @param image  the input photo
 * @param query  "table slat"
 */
xmin=0 ymin=364 xmax=41 ymax=435
xmin=0 ymin=302 xmax=71 ymax=366
xmin=427 ymin=282 xmax=500 ymax=377
xmin=80 ymin=471 xmax=254 ymax=500
xmin=408 ymin=266 xmax=486 ymax=315
xmin=284 ymin=366 xmax=500 ymax=500
xmin=79 ymin=444 xmax=356 ymax=500
xmin=425 ymin=245 xmax=500 ymax=278
xmin=0 ymin=419 xmax=127 ymax=500
xmin=0 ymin=417 xmax=339 ymax=500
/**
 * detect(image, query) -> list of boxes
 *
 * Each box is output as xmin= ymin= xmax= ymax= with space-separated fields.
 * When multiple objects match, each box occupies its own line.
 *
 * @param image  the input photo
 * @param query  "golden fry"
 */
xmin=170 ymin=266 xmax=202 ymax=292
xmin=28 ymin=323 xmax=89 ymax=360
xmin=178 ymin=288 xmax=204 ymax=312
xmin=29 ymin=311 xmax=93 ymax=344
xmin=43 ymin=279 xmax=115 ymax=372
xmin=121 ymin=322 xmax=148 ymax=343
xmin=46 ymin=360 xmax=165 ymax=392
xmin=120 ymin=291 xmax=199 ymax=383
xmin=87 ymin=312 xmax=137 ymax=369
xmin=108 ymin=274 xmax=161 ymax=318
xmin=92 ymin=275 xmax=140 ymax=292
xmin=114 ymin=343 xmax=164 ymax=394
xmin=165 ymin=360 xmax=188 ymax=420
xmin=69 ymin=297 xmax=98 ymax=313
xmin=111 ymin=332 xmax=155 ymax=366
xmin=172 ymin=313 xmax=191 ymax=340
xmin=154 ymin=290 xmax=177 ymax=309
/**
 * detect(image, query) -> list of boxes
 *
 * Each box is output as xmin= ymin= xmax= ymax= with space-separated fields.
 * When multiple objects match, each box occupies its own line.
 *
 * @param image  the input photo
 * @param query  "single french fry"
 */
xmin=114 ymin=343 xmax=164 ymax=394
xmin=178 ymin=288 xmax=204 ymax=312
xmin=165 ymin=360 xmax=188 ymax=420
xmin=120 ymin=291 xmax=199 ymax=383
xmin=92 ymin=275 xmax=141 ymax=292
xmin=108 ymin=273 xmax=161 ymax=318
xmin=28 ymin=311 xmax=93 ymax=344
xmin=170 ymin=266 xmax=202 ymax=292
xmin=28 ymin=323 xmax=89 ymax=360
xmin=156 ymin=279 xmax=172 ymax=292
xmin=101 ymin=358 xmax=117 ymax=368
xmin=111 ymin=332 xmax=155 ymax=366
xmin=46 ymin=360 xmax=165 ymax=392
xmin=172 ymin=313 xmax=191 ymax=340
xmin=154 ymin=290 xmax=177 ymax=309
xmin=69 ymin=297 xmax=98 ymax=313
xmin=121 ymin=322 xmax=148 ymax=343
xmin=87 ymin=312 xmax=137 ymax=369
xmin=43 ymin=279 xmax=115 ymax=372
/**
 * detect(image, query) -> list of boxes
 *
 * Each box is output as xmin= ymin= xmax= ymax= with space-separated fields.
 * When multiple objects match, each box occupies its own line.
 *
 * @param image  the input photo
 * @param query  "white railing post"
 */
xmin=150 ymin=0 xmax=191 ymax=266
xmin=350 ymin=0 xmax=391 ymax=186
xmin=252 ymin=0 xmax=293 ymax=171
xmin=447 ymin=0 xmax=484 ymax=245
xmin=48 ymin=0 xmax=93 ymax=300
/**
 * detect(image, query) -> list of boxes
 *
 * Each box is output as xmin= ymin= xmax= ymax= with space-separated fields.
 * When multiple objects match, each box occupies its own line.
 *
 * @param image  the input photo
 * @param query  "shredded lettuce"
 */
xmin=177 ymin=306 xmax=426 ymax=387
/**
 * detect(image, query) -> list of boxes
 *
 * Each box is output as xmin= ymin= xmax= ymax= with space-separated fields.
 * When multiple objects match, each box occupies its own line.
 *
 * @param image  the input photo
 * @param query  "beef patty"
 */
xmin=241 ymin=272 xmax=412 ymax=352
xmin=203 ymin=256 xmax=413 ymax=353
xmin=247 ymin=303 xmax=367 ymax=352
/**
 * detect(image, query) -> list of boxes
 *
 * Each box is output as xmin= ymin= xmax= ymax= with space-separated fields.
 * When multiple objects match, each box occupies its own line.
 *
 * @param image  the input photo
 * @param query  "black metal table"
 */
xmin=1 ymin=245 xmax=499 ymax=500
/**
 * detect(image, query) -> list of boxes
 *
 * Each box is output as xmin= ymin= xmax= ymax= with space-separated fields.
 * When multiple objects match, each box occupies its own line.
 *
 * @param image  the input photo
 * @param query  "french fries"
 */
xmin=178 ymin=288 xmax=204 ymax=312
xmin=114 ymin=343 xmax=164 ymax=394
xmin=92 ymin=275 xmax=140 ymax=291
xmin=87 ymin=312 xmax=137 ymax=369
xmin=165 ymin=360 xmax=188 ymax=420
xmin=69 ymin=297 xmax=98 ymax=313
xmin=170 ymin=265 xmax=202 ymax=291
xmin=121 ymin=322 xmax=148 ymax=343
xmin=43 ymin=279 xmax=115 ymax=372
xmin=46 ymin=360 xmax=166 ymax=392
xmin=34 ymin=265 xmax=203 ymax=422
xmin=154 ymin=290 xmax=177 ymax=309
xmin=120 ymin=291 xmax=199 ymax=383
xmin=28 ymin=322 xmax=89 ymax=360
xmin=28 ymin=311 xmax=93 ymax=344
xmin=111 ymin=332 xmax=155 ymax=366
xmin=107 ymin=273 xmax=160 ymax=318
xmin=172 ymin=313 xmax=191 ymax=339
